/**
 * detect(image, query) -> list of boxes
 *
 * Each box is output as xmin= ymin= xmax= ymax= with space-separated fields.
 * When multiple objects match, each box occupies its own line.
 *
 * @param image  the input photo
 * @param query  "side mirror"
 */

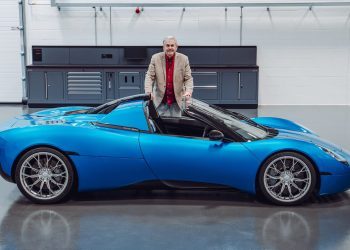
xmin=208 ymin=130 xmax=224 ymax=141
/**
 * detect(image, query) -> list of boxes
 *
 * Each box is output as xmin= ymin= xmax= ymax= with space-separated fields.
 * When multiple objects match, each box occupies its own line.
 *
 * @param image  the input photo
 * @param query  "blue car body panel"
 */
xmin=139 ymin=133 xmax=260 ymax=194
xmin=252 ymin=117 xmax=315 ymax=135
xmin=1 ymin=95 xmax=350 ymax=197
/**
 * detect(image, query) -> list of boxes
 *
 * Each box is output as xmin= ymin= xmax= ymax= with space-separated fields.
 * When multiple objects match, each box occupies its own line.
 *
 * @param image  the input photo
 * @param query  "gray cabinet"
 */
xmin=47 ymin=72 xmax=64 ymax=101
xmin=221 ymin=71 xmax=258 ymax=104
xmin=192 ymin=72 xmax=219 ymax=100
xmin=69 ymin=48 xmax=121 ymax=65
xmin=28 ymin=71 xmax=45 ymax=100
xmin=117 ymin=71 xmax=143 ymax=98
xmin=28 ymin=69 xmax=106 ymax=105
xmin=28 ymin=71 xmax=64 ymax=103
xmin=239 ymin=72 xmax=258 ymax=102
xmin=221 ymin=72 xmax=239 ymax=102
xmin=105 ymin=71 xmax=145 ymax=101
xmin=106 ymin=72 xmax=115 ymax=101
xmin=27 ymin=68 xmax=258 ymax=107
xmin=67 ymin=71 xmax=104 ymax=101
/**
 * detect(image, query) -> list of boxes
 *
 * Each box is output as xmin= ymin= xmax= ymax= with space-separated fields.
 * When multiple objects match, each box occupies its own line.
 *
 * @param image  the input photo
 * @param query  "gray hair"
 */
xmin=163 ymin=36 xmax=178 ymax=45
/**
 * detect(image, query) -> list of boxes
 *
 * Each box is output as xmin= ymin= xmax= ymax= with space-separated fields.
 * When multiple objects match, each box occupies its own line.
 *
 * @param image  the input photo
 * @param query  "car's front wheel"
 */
xmin=258 ymin=152 xmax=317 ymax=206
xmin=15 ymin=147 xmax=74 ymax=204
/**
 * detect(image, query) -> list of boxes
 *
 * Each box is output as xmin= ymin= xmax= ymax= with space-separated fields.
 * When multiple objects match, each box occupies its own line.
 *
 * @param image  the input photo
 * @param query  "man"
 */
xmin=144 ymin=36 xmax=193 ymax=117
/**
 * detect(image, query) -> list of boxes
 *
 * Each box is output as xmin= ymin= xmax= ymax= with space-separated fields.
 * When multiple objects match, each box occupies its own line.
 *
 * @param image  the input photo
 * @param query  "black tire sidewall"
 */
xmin=15 ymin=147 xmax=74 ymax=204
xmin=258 ymin=152 xmax=316 ymax=206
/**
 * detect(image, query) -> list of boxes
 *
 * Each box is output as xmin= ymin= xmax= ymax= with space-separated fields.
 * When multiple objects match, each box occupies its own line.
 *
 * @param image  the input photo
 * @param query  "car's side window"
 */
xmin=145 ymin=101 xmax=226 ymax=140
xmin=99 ymin=101 xmax=150 ymax=132
xmin=149 ymin=116 xmax=214 ymax=139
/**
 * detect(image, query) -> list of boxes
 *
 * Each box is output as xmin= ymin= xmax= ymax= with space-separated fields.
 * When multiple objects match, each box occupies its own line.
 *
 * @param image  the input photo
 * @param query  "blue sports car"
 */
xmin=0 ymin=94 xmax=350 ymax=205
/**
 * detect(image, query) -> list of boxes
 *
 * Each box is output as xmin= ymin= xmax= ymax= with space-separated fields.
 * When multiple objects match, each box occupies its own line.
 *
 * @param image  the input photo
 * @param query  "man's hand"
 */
xmin=182 ymin=92 xmax=192 ymax=107
xmin=182 ymin=92 xmax=191 ymax=99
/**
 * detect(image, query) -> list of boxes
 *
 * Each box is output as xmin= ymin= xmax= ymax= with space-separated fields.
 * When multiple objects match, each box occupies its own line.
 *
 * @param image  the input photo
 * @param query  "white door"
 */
xmin=0 ymin=1 xmax=22 ymax=102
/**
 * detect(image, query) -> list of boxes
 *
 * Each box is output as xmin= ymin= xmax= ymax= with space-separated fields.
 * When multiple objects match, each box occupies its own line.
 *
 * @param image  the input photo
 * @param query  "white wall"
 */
xmin=0 ymin=1 xmax=22 ymax=102
xmin=4 ymin=1 xmax=350 ymax=104
xmin=243 ymin=6 xmax=350 ymax=105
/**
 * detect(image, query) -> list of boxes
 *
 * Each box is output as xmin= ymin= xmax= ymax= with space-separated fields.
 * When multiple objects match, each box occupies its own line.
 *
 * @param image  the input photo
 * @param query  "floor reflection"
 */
xmin=20 ymin=210 xmax=72 ymax=249
xmin=1 ymin=190 xmax=350 ymax=249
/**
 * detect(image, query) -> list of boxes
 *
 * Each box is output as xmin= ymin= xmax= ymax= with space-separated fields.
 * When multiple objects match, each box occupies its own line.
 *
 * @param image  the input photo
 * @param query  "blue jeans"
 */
xmin=157 ymin=103 xmax=182 ymax=117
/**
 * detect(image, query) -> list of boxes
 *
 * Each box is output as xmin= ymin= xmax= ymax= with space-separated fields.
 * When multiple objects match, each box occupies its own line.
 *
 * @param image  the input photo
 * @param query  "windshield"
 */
xmin=189 ymin=99 xmax=268 ymax=141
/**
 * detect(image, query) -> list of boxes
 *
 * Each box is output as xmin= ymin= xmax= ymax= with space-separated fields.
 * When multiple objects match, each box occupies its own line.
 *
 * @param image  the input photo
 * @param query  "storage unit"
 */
xmin=28 ymin=71 xmax=64 ymax=103
xmin=26 ymin=46 xmax=258 ymax=107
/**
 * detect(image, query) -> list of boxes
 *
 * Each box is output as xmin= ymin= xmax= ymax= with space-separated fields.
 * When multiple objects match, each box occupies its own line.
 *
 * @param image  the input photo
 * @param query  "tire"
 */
xmin=258 ymin=152 xmax=317 ymax=206
xmin=15 ymin=147 xmax=74 ymax=204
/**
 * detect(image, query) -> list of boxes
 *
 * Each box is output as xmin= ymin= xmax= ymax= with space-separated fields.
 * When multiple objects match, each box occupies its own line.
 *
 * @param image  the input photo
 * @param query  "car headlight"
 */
xmin=319 ymin=146 xmax=349 ymax=166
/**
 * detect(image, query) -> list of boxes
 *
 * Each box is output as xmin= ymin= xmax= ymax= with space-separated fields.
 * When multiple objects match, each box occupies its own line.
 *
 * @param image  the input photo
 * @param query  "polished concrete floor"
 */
xmin=1 ymin=104 xmax=350 ymax=250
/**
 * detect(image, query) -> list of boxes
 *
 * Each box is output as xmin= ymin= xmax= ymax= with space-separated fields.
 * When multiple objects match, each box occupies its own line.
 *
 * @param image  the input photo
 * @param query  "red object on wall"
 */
xmin=135 ymin=7 xmax=141 ymax=14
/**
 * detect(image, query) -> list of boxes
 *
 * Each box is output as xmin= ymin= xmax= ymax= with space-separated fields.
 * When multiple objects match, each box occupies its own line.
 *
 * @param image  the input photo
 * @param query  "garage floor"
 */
xmin=1 ymin=105 xmax=350 ymax=250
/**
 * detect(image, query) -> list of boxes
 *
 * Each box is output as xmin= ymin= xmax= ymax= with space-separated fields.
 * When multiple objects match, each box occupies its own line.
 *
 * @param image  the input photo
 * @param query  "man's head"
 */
xmin=163 ymin=36 xmax=178 ymax=58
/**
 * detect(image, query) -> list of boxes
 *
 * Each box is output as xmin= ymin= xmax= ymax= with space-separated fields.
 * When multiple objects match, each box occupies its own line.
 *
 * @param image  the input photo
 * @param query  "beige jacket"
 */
xmin=144 ymin=52 xmax=193 ymax=108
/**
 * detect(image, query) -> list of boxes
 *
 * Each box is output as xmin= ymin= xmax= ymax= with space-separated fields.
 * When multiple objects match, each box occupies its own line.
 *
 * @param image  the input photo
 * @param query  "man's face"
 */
xmin=163 ymin=39 xmax=177 ymax=57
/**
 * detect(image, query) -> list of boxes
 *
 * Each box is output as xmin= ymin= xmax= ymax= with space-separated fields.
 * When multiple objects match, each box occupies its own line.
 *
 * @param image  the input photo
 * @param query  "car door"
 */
xmin=139 ymin=132 xmax=260 ymax=193
xmin=68 ymin=125 xmax=156 ymax=191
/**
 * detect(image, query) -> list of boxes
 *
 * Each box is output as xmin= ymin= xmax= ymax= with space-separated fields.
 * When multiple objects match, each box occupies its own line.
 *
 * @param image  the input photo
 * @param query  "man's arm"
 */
xmin=145 ymin=55 xmax=156 ymax=94
xmin=183 ymin=56 xmax=194 ymax=96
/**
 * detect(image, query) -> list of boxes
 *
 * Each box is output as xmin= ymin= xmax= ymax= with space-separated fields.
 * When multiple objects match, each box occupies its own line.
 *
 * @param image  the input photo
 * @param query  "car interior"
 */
xmin=146 ymin=100 xmax=214 ymax=139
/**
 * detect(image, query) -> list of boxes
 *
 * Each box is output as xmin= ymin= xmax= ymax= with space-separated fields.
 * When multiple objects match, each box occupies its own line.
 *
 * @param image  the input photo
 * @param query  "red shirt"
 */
xmin=162 ymin=54 xmax=176 ymax=106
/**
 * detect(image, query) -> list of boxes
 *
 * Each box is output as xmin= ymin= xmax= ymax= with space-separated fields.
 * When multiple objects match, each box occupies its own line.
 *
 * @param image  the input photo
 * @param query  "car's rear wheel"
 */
xmin=15 ymin=147 xmax=74 ymax=204
xmin=258 ymin=152 xmax=316 ymax=206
